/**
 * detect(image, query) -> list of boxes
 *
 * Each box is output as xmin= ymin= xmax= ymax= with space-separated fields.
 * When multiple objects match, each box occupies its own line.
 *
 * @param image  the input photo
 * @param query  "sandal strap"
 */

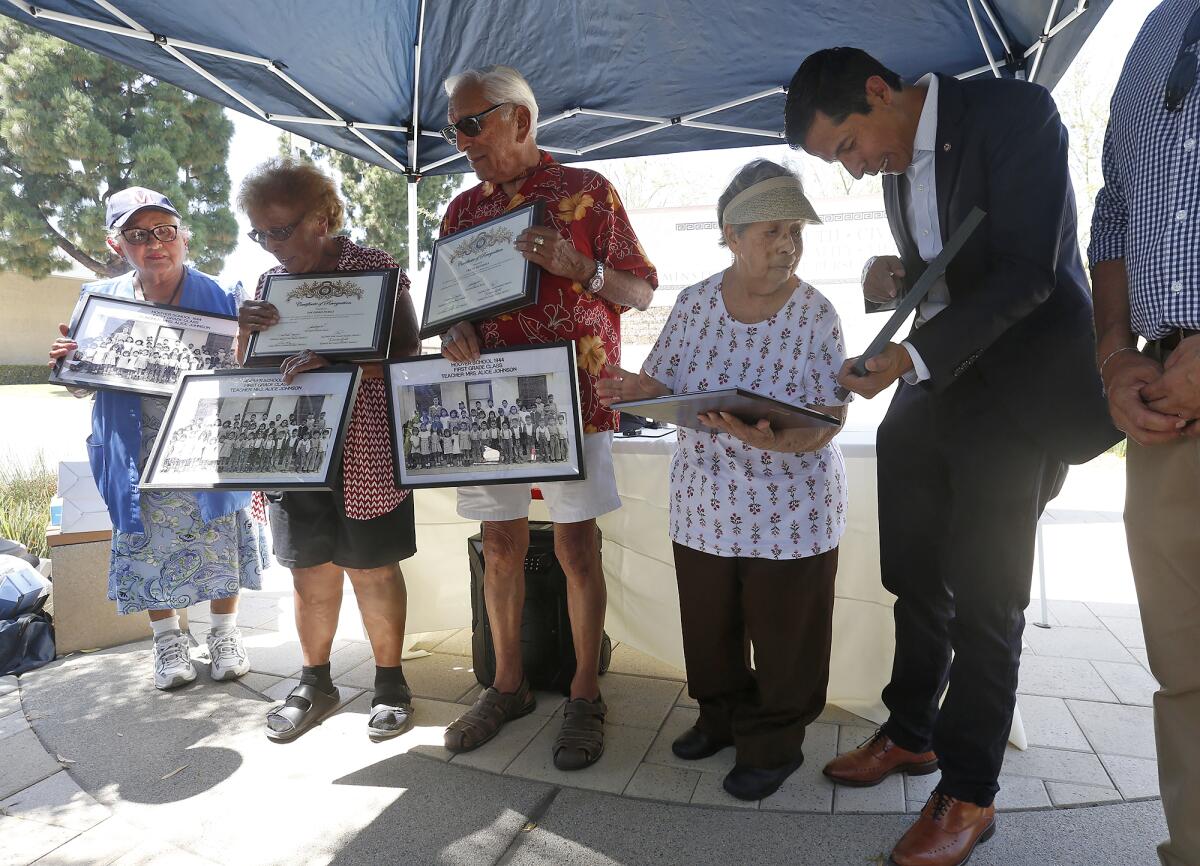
xmin=268 ymin=684 xmax=338 ymax=734
xmin=562 ymin=697 xmax=607 ymax=721
xmin=368 ymin=703 xmax=411 ymax=726
xmin=281 ymin=682 xmax=328 ymax=712
xmin=446 ymin=708 xmax=500 ymax=739
xmin=285 ymin=682 xmax=334 ymax=705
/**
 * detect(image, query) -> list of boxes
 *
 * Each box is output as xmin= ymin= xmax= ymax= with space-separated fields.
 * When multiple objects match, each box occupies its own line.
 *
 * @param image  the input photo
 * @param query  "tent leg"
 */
xmin=407 ymin=175 xmax=419 ymax=278
xmin=1033 ymin=518 xmax=1051 ymax=629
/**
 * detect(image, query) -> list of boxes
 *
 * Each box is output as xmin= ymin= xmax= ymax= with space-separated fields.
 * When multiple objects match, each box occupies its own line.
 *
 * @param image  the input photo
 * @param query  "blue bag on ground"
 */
xmin=0 ymin=554 xmax=51 ymax=619
xmin=0 ymin=554 xmax=56 ymax=675
xmin=0 ymin=610 xmax=55 ymax=676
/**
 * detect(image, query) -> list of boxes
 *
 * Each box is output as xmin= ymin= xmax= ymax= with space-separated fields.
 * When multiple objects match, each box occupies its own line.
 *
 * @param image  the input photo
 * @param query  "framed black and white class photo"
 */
xmin=383 ymin=341 xmax=585 ymax=490
xmin=50 ymin=292 xmax=238 ymax=398
xmin=140 ymin=366 xmax=361 ymax=492
xmin=419 ymin=201 xmax=543 ymax=339
xmin=244 ymin=268 xmax=400 ymax=366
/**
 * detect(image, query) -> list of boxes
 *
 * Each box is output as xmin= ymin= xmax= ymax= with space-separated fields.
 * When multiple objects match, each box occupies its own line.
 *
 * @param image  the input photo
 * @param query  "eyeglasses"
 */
xmin=246 ymin=217 xmax=305 ymax=246
xmin=119 ymin=224 xmax=180 ymax=245
xmin=1165 ymin=5 xmax=1200 ymax=113
xmin=440 ymin=103 xmax=510 ymax=146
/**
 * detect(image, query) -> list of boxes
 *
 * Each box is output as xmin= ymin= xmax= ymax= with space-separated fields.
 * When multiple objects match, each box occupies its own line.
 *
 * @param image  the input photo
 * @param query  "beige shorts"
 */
xmin=456 ymin=432 xmax=620 ymax=524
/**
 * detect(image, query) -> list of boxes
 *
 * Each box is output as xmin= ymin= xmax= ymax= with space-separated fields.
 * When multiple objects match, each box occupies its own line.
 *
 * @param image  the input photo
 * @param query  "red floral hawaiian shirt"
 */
xmin=439 ymin=151 xmax=658 ymax=432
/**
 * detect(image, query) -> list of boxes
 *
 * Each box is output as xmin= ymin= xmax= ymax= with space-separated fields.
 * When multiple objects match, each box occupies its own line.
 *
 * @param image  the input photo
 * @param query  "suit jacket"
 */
xmin=880 ymin=74 xmax=1119 ymax=465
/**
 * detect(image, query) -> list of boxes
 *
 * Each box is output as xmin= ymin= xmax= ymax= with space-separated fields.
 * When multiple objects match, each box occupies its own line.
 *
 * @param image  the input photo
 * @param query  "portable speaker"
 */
xmin=468 ymin=521 xmax=611 ymax=694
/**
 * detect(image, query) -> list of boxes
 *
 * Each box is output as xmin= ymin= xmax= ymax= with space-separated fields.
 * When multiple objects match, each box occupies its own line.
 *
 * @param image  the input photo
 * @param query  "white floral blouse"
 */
xmin=643 ymin=273 xmax=849 ymax=560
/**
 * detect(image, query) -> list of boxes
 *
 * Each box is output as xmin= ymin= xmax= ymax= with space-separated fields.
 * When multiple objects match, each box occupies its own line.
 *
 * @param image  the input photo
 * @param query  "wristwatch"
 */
xmin=587 ymin=259 xmax=605 ymax=295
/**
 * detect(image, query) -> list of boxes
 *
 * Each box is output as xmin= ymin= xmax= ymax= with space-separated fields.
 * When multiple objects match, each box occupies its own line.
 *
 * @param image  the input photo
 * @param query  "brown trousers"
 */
xmin=673 ymin=542 xmax=838 ymax=769
xmin=1125 ymin=436 xmax=1200 ymax=866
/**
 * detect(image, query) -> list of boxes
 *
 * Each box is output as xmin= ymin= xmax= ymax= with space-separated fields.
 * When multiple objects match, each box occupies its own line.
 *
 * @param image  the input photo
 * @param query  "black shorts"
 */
xmin=268 ymin=487 xmax=417 ymax=570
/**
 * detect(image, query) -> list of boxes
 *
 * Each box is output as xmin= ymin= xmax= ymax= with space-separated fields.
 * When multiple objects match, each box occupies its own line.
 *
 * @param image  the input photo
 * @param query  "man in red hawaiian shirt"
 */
xmin=439 ymin=65 xmax=656 ymax=770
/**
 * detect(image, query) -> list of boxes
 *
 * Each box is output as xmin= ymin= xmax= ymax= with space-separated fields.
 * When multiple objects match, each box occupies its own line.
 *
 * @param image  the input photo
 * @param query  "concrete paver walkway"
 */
xmin=0 ymin=582 xmax=1168 ymax=865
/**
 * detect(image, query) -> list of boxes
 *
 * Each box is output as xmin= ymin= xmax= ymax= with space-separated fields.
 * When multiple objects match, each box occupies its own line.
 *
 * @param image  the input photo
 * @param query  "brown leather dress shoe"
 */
xmin=890 ymin=791 xmax=996 ymax=866
xmin=823 ymin=729 xmax=938 ymax=787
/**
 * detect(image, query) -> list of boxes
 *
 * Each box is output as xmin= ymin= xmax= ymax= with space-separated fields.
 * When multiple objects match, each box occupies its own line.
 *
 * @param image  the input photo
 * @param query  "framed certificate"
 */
xmin=612 ymin=388 xmax=839 ymax=433
xmin=244 ymin=268 xmax=400 ymax=366
xmin=140 ymin=366 xmax=361 ymax=492
xmin=50 ymin=292 xmax=238 ymax=398
xmin=419 ymin=201 xmax=543 ymax=339
xmin=383 ymin=341 xmax=585 ymax=490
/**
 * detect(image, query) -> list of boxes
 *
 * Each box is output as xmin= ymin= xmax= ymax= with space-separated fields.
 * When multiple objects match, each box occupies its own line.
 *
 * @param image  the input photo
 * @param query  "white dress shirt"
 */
xmin=898 ymin=73 xmax=946 ymax=384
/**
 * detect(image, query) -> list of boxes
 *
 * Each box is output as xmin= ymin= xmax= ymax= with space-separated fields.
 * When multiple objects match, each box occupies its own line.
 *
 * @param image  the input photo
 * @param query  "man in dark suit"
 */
xmin=785 ymin=48 xmax=1118 ymax=866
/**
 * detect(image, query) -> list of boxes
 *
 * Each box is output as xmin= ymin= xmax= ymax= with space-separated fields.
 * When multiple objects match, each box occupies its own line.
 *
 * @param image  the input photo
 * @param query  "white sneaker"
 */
xmin=206 ymin=628 xmax=250 ymax=681
xmin=153 ymin=631 xmax=197 ymax=690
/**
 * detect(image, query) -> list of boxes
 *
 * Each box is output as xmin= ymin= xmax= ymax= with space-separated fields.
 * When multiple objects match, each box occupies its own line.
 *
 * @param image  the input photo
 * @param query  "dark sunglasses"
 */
xmin=440 ymin=103 xmax=510 ymax=146
xmin=119 ymin=224 xmax=180 ymax=245
xmin=1165 ymin=5 xmax=1200 ymax=113
xmin=246 ymin=217 xmax=305 ymax=246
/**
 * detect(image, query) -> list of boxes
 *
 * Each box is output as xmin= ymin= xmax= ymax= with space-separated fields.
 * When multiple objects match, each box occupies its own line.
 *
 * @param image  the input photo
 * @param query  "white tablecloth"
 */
xmin=402 ymin=428 xmax=1026 ymax=746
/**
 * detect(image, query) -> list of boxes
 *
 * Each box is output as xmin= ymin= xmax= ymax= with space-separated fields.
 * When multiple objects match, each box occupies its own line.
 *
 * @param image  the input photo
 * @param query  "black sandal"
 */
xmin=444 ymin=679 xmax=536 ymax=753
xmin=553 ymin=696 xmax=607 ymax=771
xmin=367 ymin=688 xmax=415 ymax=742
xmin=265 ymin=683 xmax=341 ymax=743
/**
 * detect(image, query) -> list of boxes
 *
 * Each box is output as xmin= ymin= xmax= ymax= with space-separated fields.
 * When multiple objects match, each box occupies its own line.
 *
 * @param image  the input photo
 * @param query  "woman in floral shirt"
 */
xmin=600 ymin=160 xmax=849 ymax=801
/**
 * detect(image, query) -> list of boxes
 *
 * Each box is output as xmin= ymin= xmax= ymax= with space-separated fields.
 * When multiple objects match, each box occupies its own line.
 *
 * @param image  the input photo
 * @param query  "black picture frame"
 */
xmin=244 ymin=268 xmax=400 ymax=366
xmin=383 ymin=341 xmax=585 ymax=490
xmin=419 ymin=201 xmax=544 ymax=339
xmin=49 ymin=291 xmax=239 ymax=398
xmin=139 ymin=366 xmax=362 ymax=492
xmin=612 ymin=388 xmax=840 ymax=433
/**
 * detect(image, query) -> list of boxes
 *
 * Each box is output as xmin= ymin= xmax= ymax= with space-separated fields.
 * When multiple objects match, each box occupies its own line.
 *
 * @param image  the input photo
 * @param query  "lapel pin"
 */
xmin=943 ymin=142 xmax=952 ymax=152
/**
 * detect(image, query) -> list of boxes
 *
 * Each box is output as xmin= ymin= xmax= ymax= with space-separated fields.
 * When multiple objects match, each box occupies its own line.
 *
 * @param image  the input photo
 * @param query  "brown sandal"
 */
xmin=553 ymin=696 xmax=607 ymax=771
xmin=444 ymin=679 xmax=536 ymax=753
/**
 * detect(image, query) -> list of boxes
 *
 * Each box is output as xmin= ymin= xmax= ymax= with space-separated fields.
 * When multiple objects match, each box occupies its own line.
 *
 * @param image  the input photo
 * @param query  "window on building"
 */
xmin=466 ymin=380 xmax=493 ymax=404
xmin=517 ymin=375 xmax=548 ymax=407
xmin=414 ymin=384 xmax=443 ymax=414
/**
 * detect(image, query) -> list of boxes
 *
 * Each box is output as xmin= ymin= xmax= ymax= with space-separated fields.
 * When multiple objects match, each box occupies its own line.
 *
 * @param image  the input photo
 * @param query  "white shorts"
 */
xmin=457 ymin=432 xmax=620 ymax=524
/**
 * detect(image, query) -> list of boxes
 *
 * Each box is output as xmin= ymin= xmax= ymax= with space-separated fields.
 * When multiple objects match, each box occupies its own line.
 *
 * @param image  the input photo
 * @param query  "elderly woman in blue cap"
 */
xmin=48 ymin=187 xmax=267 ymax=691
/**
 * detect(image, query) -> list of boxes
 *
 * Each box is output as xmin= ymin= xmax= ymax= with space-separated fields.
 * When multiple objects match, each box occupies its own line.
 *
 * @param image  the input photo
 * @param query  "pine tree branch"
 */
xmin=31 ymin=202 xmax=119 ymax=277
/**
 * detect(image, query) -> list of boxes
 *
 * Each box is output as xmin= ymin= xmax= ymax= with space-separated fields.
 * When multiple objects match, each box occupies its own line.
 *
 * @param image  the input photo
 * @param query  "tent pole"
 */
xmin=966 ymin=0 xmax=1003 ymax=77
xmin=976 ymin=0 xmax=1015 ymax=56
xmin=1028 ymin=0 xmax=1063 ymax=83
xmin=407 ymin=0 xmax=427 ymax=281
xmin=409 ymin=0 xmax=428 ymax=176
xmin=408 ymin=176 xmax=419 ymax=280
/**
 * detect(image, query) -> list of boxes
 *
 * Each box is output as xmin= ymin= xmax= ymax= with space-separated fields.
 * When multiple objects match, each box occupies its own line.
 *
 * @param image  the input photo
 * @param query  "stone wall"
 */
xmin=0 ymin=272 xmax=89 ymax=365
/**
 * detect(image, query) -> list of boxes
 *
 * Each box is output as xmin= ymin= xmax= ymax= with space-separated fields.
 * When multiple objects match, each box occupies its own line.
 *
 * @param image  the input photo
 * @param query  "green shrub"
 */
xmin=0 ymin=365 xmax=49 ymax=386
xmin=1108 ymin=438 xmax=1127 ymax=459
xmin=0 ymin=455 xmax=56 ymax=560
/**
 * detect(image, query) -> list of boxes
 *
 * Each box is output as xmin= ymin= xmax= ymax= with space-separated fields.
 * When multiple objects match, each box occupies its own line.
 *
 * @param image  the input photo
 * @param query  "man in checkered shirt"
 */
xmin=1089 ymin=2 xmax=1200 ymax=863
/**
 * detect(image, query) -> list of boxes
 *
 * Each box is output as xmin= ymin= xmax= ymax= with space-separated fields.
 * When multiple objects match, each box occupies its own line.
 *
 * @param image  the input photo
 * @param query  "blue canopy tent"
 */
xmin=1 ymin=0 xmax=1113 ymax=272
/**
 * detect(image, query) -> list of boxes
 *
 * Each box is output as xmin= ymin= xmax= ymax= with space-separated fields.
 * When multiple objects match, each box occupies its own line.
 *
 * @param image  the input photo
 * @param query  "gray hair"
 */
xmin=444 ymin=65 xmax=539 ymax=135
xmin=716 ymin=159 xmax=802 ymax=246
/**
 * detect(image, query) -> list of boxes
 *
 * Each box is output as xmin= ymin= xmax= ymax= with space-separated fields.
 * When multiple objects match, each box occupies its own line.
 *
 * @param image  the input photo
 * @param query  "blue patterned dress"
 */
xmin=107 ymin=398 xmax=267 ymax=614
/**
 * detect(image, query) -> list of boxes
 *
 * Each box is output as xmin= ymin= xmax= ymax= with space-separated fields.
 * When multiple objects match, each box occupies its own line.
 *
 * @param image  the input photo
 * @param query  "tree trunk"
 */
xmin=34 ymin=204 xmax=125 ymax=277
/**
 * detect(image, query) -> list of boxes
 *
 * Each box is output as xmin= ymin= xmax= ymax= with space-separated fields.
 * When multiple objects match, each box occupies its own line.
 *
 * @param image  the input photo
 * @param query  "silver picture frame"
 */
xmin=140 ymin=366 xmax=361 ymax=492
xmin=50 ymin=292 xmax=239 ymax=398
xmin=384 ymin=341 xmax=585 ymax=490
